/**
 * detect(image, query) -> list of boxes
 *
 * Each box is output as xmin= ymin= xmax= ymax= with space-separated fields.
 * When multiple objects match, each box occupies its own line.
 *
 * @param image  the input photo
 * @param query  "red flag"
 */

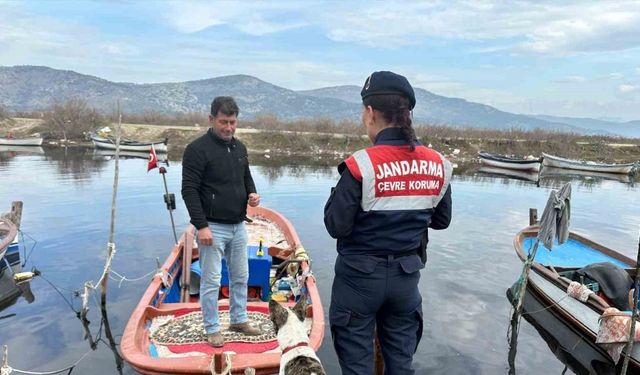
xmin=147 ymin=145 xmax=158 ymax=172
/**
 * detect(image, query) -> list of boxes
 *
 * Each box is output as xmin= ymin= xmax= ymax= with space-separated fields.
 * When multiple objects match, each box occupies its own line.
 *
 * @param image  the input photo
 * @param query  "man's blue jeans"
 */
xmin=198 ymin=221 xmax=249 ymax=334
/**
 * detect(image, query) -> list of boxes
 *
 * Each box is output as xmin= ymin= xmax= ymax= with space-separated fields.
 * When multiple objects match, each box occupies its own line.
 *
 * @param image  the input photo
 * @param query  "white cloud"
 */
xmin=163 ymin=1 xmax=306 ymax=35
xmin=555 ymin=75 xmax=587 ymax=83
xmin=163 ymin=1 xmax=640 ymax=54
xmin=610 ymin=73 xmax=624 ymax=80
xmin=619 ymin=84 xmax=638 ymax=93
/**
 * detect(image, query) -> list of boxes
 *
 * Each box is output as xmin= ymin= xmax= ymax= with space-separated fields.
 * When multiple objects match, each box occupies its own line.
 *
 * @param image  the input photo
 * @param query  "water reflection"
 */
xmin=0 ymin=150 xmax=638 ymax=374
xmin=507 ymin=284 xmax=618 ymax=375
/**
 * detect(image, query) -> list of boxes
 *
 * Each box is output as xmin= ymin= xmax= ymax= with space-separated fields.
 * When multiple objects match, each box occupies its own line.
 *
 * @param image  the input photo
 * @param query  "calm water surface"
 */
xmin=0 ymin=148 xmax=638 ymax=375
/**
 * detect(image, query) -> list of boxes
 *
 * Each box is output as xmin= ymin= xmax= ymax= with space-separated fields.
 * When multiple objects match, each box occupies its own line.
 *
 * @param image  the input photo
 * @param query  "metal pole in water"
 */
xmin=159 ymin=166 xmax=178 ymax=244
xmin=621 ymin=227 xmax=640 ymax=375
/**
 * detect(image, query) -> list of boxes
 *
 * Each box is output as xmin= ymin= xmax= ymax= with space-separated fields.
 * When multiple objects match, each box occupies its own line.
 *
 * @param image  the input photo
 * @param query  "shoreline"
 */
xmin=2 ymin=117 xmax=640 ymax=168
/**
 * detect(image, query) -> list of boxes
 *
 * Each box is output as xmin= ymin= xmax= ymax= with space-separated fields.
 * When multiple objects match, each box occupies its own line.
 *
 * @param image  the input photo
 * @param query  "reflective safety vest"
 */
xmin=344 ymin=144 xmax=452 ymax=212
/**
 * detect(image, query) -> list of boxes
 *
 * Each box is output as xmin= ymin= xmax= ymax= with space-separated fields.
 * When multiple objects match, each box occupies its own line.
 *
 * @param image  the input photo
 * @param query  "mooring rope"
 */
xmin=1 ymin=345 xmax=92 ymax=375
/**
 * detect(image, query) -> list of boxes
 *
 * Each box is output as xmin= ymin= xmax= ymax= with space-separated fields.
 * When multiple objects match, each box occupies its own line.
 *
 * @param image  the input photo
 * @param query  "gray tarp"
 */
xmin=537 ymin=182 xmax=571 ymax=250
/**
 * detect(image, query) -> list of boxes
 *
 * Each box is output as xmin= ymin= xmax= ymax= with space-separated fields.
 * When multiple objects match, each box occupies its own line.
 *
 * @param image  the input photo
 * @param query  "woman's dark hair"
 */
xmin=211 ymin=96 xmax=240 ymax=117
xmin=363 ymin=94 xmax=416 ymax=151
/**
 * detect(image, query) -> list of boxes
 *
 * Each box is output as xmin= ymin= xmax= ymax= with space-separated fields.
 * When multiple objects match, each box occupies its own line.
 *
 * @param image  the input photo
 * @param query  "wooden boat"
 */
xmin=121 ymin=206 xmax=324 ymax=374
xmin=0 ymin=136 xmax=43 ymax=146
xmin=542 ymin=153 xmax=637 ymax=175
xmin=93 ymin=149 xmax=168 ymax=162
xmin=91 ymin=134 xmax=168 ymax=153
xmin=513 ymin=224 xmax=640 ymax=371
xmin=478 ymin=151 xmax=541 ymax=172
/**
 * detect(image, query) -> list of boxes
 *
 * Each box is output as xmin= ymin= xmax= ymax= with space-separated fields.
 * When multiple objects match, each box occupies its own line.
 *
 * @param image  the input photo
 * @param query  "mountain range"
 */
xmin=1 ymin=65 xmax=639 ymax=138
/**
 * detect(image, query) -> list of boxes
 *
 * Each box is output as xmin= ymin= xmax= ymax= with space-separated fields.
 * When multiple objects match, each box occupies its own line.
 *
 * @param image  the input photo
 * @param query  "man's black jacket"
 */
xmin=181 ymin=129 xmax=256 ymax=229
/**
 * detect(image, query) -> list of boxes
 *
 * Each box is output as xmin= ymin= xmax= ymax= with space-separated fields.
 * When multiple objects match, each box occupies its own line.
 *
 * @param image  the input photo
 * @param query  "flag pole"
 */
xmin=159 ymin=166 xmax=178 ymax=244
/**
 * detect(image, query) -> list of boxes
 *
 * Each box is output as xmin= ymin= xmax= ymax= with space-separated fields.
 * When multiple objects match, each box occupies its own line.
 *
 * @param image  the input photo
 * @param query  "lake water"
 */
xmin=0 ymin=147 xmax=638 ymax=375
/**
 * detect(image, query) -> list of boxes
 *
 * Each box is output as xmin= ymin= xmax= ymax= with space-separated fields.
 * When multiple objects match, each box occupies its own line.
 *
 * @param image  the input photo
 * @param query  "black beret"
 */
xmin=361 ymin=71 xmax=416 ymax=110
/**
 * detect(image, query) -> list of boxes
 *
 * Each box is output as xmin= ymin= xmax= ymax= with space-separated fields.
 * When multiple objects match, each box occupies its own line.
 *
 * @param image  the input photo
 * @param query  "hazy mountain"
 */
xmin=534 ymin=115 xmax=640 ymax=138
xmin=1 ymin=65 xmax=639 ymax=136
xmin=0 ymin=66 xmax=358 ymax=120
xmin=300 ymin=85 xmax=587 ymax=133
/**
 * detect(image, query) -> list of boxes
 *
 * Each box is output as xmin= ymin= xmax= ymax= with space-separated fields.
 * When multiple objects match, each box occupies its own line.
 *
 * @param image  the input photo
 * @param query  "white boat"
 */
xmin=93 ymin=149 xmax=168 ymax=162
xmin=478 ymin=151 xmax=541 ymax=172
xmin=0 ymin=137 xmax=43 ymax=146
xmin=91 ymin=134 xmax=168 ymax=153
xmin=542 ymin=153 xmax=637 ymax=175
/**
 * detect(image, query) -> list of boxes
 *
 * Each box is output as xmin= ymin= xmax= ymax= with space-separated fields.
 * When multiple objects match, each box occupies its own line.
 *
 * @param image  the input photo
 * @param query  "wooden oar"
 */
xmin=621 ymin=228 xmax=640 ymax=375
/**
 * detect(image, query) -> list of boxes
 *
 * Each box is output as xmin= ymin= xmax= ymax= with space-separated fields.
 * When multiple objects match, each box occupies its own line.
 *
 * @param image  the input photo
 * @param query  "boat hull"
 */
xmin=542 ymin=153 xmax=636 ymax=174
xmin=0 ymin=137 xmax=43 ymax=146
xmin=478 ymin=151 xmax=541 ymax=172
xmin=513 ymin=227 xmax=640 ymax=369
xmin=92 ymin=139 xmax=168 ymax=153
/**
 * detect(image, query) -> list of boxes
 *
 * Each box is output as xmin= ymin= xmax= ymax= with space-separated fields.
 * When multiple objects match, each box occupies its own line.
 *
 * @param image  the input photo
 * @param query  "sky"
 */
xmin=1 ymin=0 xmax=640 ymax=121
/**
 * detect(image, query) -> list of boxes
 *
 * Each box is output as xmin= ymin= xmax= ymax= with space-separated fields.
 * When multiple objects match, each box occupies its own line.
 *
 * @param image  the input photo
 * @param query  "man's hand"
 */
xmin=198 ymin=227 xmax=213 ymax=246
xmin=248 ymin=193 xmax=261 ymax=207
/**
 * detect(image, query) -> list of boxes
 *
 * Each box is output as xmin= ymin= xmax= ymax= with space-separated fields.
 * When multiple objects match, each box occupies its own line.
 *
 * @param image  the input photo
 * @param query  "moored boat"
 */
xmin=93 ymin=149 xmax=168 ymax=162
xmin=478 ymin=151 xmax=541 ymax=172
xmin=121 ymin=206 xmax=324 ymax=374
xmin=513 ymin=224 xmax=640 ymax=371
xmin=542 ymin=153 xmax=637 ymax=175
xmin=0 ymin=136 xmax=43 ymax=146
xmin=91 ymin=134 xmax=168 ymax=153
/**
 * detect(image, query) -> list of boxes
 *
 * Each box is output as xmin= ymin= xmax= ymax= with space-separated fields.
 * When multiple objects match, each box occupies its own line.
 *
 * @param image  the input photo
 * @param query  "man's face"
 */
xmin=210 ymin=112 xmax=237 ymax=141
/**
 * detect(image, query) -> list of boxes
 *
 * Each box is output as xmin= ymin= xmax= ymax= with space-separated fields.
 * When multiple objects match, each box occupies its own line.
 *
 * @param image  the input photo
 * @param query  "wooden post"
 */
xmin=529 ymin=208 xmax=538 ymax=226
xmin=100 ymin=102 xmax=121 ymax=308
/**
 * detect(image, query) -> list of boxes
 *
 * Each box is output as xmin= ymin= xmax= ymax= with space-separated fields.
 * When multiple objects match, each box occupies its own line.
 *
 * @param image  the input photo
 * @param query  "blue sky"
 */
xmin=1 ymin=0 xmax=640 ymax=120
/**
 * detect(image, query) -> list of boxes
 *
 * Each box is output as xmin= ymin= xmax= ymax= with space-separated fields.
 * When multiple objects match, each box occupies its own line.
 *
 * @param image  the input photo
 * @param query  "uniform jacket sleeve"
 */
xmin=324 ymin=167 xmax=362 ymax=238
xmin=181 ymin=144 xmax=208 ymax=230
xmin=429 ymin=184 xmax=452 ymax=230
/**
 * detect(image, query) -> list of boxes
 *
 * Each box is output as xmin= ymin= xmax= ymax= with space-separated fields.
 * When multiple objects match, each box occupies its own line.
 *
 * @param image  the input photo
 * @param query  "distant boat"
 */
xmin=478 ymin=151 xmax=541 ymax=172
xmin=90 ymin=134 xmax=168 ymax=153
xmin=542 ymin=153 xmax=636 ymax=175
xmin=0 ymin=136 xmax=43 ymax=146
xmin=93 ymin=149 xmax=168 ymax=162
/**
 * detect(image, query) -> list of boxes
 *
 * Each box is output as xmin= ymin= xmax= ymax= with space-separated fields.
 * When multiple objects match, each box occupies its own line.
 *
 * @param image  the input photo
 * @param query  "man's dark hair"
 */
xmin=211 ymin=96 xmax=240 ymax=117
xmin=363 ymin=94 xmax=416 ymax=151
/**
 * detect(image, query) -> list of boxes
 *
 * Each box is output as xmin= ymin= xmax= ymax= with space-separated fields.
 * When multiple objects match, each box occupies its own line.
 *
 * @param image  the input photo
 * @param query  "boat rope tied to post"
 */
xmin=1 ymin=345 xmax=93 ymax=375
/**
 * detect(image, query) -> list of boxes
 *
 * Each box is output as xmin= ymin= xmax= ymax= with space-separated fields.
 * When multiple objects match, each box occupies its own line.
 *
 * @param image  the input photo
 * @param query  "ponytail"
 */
xmin=363 ymin=94 xmax=416 ymax=151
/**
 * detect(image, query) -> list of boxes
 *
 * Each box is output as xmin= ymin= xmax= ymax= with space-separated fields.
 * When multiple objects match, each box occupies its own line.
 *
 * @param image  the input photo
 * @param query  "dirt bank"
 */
xmin=2 ymin=118 xmax=640 ymax=168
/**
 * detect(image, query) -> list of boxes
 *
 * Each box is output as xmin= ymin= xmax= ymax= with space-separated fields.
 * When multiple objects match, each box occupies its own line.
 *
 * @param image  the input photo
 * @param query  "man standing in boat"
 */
xmin=324 ymin=71 xmax=453 ymax=374
xmin=181 ymin=96 xmax=262 ymax=347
